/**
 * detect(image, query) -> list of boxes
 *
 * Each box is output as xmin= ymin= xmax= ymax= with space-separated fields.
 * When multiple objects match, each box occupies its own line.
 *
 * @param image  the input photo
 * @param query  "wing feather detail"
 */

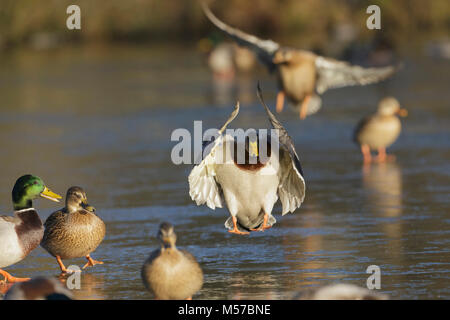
xmin=188 ymin=102 xmax=240 ymax=210
xmin=315 ymin=56 xmax=399 ymax=94
xmin=257 ymin=84 xmax=306 ymax=215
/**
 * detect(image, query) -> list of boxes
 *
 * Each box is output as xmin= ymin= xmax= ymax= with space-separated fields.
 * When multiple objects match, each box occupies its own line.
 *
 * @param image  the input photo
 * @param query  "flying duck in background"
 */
xmin=201 ymin=1 xmax=399 ymax=119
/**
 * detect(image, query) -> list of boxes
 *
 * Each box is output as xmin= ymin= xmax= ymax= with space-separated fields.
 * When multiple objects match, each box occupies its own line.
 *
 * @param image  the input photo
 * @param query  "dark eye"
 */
xmin=33 ymin=181 xmax=38 ymax=185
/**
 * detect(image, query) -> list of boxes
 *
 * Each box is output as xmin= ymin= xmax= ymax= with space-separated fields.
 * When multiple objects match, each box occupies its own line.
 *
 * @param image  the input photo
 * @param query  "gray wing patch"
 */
xmin=277 ymin=149 xmax=306 ymax=214
xmin=315 ymin=56 xmax=400 ymax=94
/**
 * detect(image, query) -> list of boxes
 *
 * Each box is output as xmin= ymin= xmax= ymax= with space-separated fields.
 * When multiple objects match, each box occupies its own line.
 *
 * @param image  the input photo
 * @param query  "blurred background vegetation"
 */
xmin=0 ymin=0 xmax=449 ymax=52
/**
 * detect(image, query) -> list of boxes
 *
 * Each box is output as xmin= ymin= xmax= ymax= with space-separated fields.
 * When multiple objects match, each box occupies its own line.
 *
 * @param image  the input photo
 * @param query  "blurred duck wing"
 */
xmin=315 ymin=56 xmax=399 ymax=94
xmin=188 ymin=102 xmax=240 ymax=210
xmin=257 ymin=84 xmax=306 ymax=215
xmin=201 ymin=1 xmax=279 ymax=72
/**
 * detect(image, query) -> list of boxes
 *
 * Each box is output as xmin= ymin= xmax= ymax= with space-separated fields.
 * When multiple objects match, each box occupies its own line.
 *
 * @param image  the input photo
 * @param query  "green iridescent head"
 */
xmin=12 ymin=174 xmax=62 ymax=210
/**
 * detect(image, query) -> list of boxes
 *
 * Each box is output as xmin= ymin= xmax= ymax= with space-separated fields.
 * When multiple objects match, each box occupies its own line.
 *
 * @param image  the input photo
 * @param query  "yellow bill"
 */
xmin=249 ymin=141 xmax=259 ymax=157
xmin=40 ymin=186 xmax=62 ymax=202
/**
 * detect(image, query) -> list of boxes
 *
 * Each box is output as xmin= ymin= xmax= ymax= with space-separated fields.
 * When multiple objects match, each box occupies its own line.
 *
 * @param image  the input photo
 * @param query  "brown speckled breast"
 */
xmin=41 ymin=209 xmax=105 ymax=259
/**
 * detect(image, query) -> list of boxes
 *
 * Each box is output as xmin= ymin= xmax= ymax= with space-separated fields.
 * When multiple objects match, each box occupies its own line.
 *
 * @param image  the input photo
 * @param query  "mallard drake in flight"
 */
xmin=4 ymin=276 xmax=73 ymax=300
xmin=141 ymin=222 xmax=203 ymax=300
xmin=354 ymin=97 xmax=407 ymax=164
xmin=189 ymin=84 xmax=306 ymax=235
xmin=293 ymin=283 xmax=388 ymax=300
xmin=201 ymin=1 xmax=399 ymax=119
xmin=41 ymin=186 xmax=105 ymax=274
xmin=0 ymin=175 xmax=61 ymax=283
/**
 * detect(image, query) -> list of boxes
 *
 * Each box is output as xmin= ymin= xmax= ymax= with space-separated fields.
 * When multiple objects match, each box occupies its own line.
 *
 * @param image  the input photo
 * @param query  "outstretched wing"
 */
xmin=315 ymin=56 xmax=399 ymax=94
xmin=188 ymin=102 xmax=240 ymax=210
xmin=257 ymin=84 xmax=306 ymax=215
xmin=201 ymin=1 xmax=280 ymax=71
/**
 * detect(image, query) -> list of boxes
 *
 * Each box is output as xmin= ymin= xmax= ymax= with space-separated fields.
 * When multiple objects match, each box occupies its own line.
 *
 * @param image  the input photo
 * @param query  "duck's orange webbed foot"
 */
xmin=4 ymin=276 xmax=30 ymax=283
xmin=228 ymin=228 xmax=250 ymax=235
xmin=0 ymin=269 xmax=30 ymax=283
xmin=82 ymin=255 xmax=104 ymax=269
xmin=228 ymin=216 xmax=250 ymax=235
xmin=56 ymin=256 xmax=81 ymax=274
xmin=250 ymin=213 xmax=272 ymax=232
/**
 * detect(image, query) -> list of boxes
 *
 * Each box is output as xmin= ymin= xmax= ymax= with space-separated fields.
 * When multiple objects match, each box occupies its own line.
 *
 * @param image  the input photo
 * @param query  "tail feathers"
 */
xmin=224 ymin=216 xmax=249 ymax=232
xmin=266 ymin=214 xmax=277 ymax=227
xmin=224 ymin=214 xmax=277 ymax=231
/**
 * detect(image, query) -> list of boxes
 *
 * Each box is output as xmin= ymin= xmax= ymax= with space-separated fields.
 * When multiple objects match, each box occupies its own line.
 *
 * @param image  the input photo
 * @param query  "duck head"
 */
xmin=157 ymin=222 xmax=177 ymax=249
xmin=378 ymin=97 xmax=408 ymax=117
xmin=272 ymin=48 xmax=294 ymax=64
xmin=12 ymin=175 xmax=62 ymax=210
xmin=65 ymin=186 xmax=95 ymax=213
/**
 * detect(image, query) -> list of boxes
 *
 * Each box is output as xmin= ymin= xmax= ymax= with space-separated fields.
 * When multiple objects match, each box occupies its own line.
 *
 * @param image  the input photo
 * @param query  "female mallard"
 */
xmin=354 ymin=97 xmax=407 ymax=164
xmin=189 ymin=84 xmax=306 ymax=235
xmin=0 ymin=175 xmax=61 ymax=283
xmin=141 ymin=222 xmax=203 ymax=300
xmin=41 ymin=186 xmax=105 ymax=274
xmin=4 ymin=276 xmax=73 ymax=300
xmin=202 ymin=1 xmax=398 ymax=119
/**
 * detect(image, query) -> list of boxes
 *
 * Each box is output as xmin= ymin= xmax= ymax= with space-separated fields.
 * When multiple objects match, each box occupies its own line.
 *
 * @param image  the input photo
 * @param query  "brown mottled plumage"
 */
xmin=41 ymin=186 xmax=105 ymax=273
xmin=273 ymin=49 xmax=318 ymax=108
xmin=141 ymin=223 xmax=203 ymax=300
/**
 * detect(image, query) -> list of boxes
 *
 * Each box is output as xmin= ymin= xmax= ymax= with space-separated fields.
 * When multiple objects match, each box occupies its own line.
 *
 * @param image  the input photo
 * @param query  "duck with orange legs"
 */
xmin=189 ymin=84 xmax=306 ymax=235
xmin=354 ymin=97 xmax=408 ymax=164
xmin=0 ymin=175 xmax=61 ymax=284
xmin=41 ymin=186 xmax=105 ymax=274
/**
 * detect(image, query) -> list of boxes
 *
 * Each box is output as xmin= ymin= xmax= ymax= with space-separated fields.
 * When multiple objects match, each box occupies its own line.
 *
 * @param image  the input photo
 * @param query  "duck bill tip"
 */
xmin=40 ymin=187 xmax=62 ymax=203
